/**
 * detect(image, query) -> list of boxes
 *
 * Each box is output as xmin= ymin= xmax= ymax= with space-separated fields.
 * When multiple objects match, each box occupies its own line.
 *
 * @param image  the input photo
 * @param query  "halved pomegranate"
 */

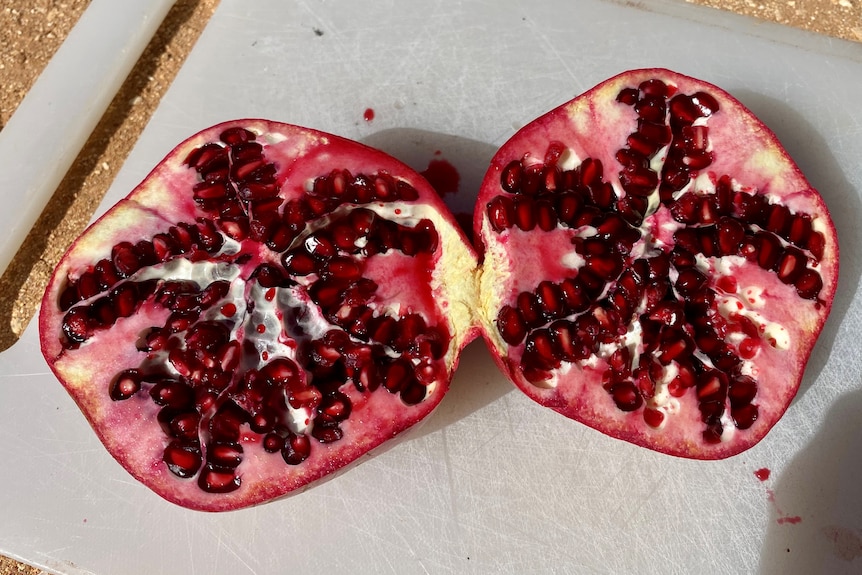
xmin=476 ymin=68 xmax=838 ymax=459
xmin=40 ymin=69 xmax=838 ymax=511
xmin=40 ymin=120 xmax=480 ymax=511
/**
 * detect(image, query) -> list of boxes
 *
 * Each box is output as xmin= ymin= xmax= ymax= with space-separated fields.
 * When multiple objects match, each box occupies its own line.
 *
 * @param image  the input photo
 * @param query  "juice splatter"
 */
xmin=421 ymin=158 xmax=460 ymax=197
xmin=363 ymin=107 xmax=375 ymax=122
xmin=767 ymin=489 xmax=802 ymax=526
xmin=754 ymin=467 xmax=771 ymax=481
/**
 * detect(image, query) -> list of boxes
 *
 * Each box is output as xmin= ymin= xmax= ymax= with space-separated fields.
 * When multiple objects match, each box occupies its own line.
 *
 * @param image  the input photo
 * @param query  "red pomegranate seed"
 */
xmin=282 ymin=433 xmax=311 ymax=465
xmin=788 ymin=214 xmax=812 ymax=246
xmin=634 ymin=96 xmax=666 ymax=123
xmin=198 ymin=465 xmax=241 ymax=493
xmin=616 ymin=87 xmax=639 ymax=105
xmin=776 ymin=247 xmax=807 ymax=284
xmin=523 ymin=330 xmax=561 ymax=371
xmin=109 ymin=369 xmax=142 ymax=401
xmin=207 ymin=441 xmax=243 ymax=468
xmin=500 ymin=160 xmax=522 ymax=193
xmin=795 ymin=269 xmax=823 ymax=300
xmin=643 ymin=407 xmax=665 ymax=428
xmin=168 ymin=412 xmax=201 ymax=440
xmin=755 ymin=232 xmax=782 ymax=270
xmin=163 ymin=442 xmax=202 ymax=478
xmin=765 ymin=204 xmax=791 ymax=236
xmin=728 ymin=375 xmax=758 ymax=407
xmin=497 ymin=305 xmax=527 ymax=345
xmin=517 ymin=292 xmax=544 ymax=328
xmin=609 ymin=381 xmax=643 ymax=412
xmin=731 ymin=404 xmax=759 ymax=430
xmin=806 ymin=231 xmax=825 ymax=260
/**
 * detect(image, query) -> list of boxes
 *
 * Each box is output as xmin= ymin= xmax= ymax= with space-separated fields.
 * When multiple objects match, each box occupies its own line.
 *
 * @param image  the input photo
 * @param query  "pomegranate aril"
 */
xmin=497 ymin=305 xmax=527 ymax=345
xmin=109 ymin=369 xmax=142 ymax=401
xmin=523 ymin=329 xmax=561 ymax=371
xmin=517 ymin=292 xmax=545 ymax=329
xmin=765 ymin=204 xmax=791 ymax=236
xmin=609 ymin=381 xmax=643 ymax=412
xmin=728 ymin=375 xmax=757 ymax=407
xmin=634 ymin=96 xmax=666 ymax=123
xmin=149 ymin=380 xmax=194 ymax=410
xmin=198 ymin=465 xmax=241 ymax=494
xmin=807 ymin=230 xmax=825 ymax=260
xmin=731 ymin=404 xmax=759 ymax=430
xmin=776 ymin=247 xmax=807 ymax=284
xmin=163 ymin=441 xmax=202 ymax=478
xmin=279 ymin=433 xmax=310 ymax=465
xmin=219 ymin=126 xmax=256 ymax=145
xmin=794 ymin=269 xmax=823 ymax=300
xmin=312 ymin=423 xmax=343 ymax=443
xmin=207 ymin=441 xmax=243 ymax=468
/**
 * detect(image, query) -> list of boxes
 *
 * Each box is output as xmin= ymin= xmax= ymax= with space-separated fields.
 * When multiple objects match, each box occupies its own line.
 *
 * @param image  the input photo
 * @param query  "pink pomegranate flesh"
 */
xmin=40 ymin=69 xmax=838 ymax=511
xmin=476 ymin=68 xmax=838 ymax=459
xmin=40 ymin=120 xmax=479 ymax=511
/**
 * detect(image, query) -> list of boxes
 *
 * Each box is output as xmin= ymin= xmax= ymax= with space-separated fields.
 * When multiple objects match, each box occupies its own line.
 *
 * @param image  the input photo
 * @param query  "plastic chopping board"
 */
xmin=2 ymin=1 xmax=861 ymax=573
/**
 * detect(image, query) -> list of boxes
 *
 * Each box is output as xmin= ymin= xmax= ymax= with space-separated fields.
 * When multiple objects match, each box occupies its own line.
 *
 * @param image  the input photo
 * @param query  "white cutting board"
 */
xmin=2 ymin=1 xmax=861 ymax=574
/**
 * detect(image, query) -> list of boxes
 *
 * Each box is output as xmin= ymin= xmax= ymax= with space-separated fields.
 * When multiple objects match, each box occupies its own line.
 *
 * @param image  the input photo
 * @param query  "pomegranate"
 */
xmin=477 ymin=68 xmax=838 ymax=459
xmin=40 ymin=120 xmax=480 ymax=511
xmin=40 ymin=69 xmax=838 ymax=511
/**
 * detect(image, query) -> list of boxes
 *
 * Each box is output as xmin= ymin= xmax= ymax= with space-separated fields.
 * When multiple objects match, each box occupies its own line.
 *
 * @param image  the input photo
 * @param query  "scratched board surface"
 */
xmin=2 ymin=1 xmax=862 ymax=573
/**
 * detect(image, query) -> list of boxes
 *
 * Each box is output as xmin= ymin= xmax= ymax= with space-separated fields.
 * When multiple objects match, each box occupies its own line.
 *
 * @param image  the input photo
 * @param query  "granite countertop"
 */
xmin=0 ymin=0 xmax=859 ymax=573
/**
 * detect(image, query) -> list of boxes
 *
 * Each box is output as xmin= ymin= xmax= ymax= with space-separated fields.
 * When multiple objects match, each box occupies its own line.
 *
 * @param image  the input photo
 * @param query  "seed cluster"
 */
xmin=57 ymin=127 xmax=450 ymax=494
xmin=487 ymin=79 xmax=826 ymax=442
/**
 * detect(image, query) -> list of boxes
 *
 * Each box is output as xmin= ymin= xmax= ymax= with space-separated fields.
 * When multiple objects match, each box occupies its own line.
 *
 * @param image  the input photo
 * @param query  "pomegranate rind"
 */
xmin=476 ymin=68 xmax=838 ymax=459
xmin=40 ymin=120 xmax=479 ymax=511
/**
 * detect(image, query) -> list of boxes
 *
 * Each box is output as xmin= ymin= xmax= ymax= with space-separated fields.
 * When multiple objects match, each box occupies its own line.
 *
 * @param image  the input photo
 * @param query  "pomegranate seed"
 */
xmin=728 ymin=375 xmax=758 ymax=408
xmin=731 ymin=404 xmax=759 ymax=430
xmin=776 ymin=247 xmax=807 ymax=284
xmin=536 ymin=199 xmax=558 ymax=231
xmin=282 ymin=251 xmax=318 ymax=276
xmin=787 ymin=214 xmax=812 ymax=246
xmin=795 ymin=269 xmax=823 ymax=300
xmin=207 ymin=441 xmax=244 ymax=468
xmin=609 ymin=381 xmax=643 ymax=412
xmin=109 ymin=369 xmax=142 ymax=401
xmin=500 ymin=160 xmax=522 ymax=193
xmin=163 ymin=442 xmax=203 ymax=478
xmin=643 ymin=407 xmax=665 ymax=428
xmin=149 ymin=380 xmax=194 ymax=409
xmin=62 ymin=307 xmax=94 ymax=343
xmin=400 ymin=380 xmax=428 ymax=405
xmin=580 ymin=158 xmax=603 ymax=186
xmin=806 ymin=230 xmax=825 ymax=260
xmin=517 ymin=292 xmax=544 ymax=328
xmin=278 ymin=433 xmax=309 ymax=465
xmin=674 ymin=268 xmax=707 ymax=297
xmin=220 ymin=126 xmax=256 ymax=145
xmin=755 ymin=232 xmax=782 ymax=270
xmin=616 ymin=87 xmax=639 ymax=105
xmin=311 ymin=422 xmax=343 ymax=443
xmin=634 ymin=96 xmax=666 ymax=123
xmin=523 ymin=329 xmax=562 ymax=371
xmin=198 ymin=464 xmax=241 ymax=493
xmin=696 ymin=371 xmax=727 ymax=402
xmin=497 ymin=305 xmax=527 ymax=345
xmin=166 ymin=411 xmax=201 ymax=440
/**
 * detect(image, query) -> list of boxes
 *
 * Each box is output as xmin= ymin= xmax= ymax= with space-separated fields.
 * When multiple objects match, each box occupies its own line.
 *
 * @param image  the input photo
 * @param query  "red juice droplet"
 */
xmin=421 ymin=158 xmax=460 ymax=197
xmin=265 ymin=288 xmax=276 ymax=302
xmin=220 ymin=303 xmax=237 ymax=317
xmin=363 ymin=108 xmax=375 ymax=122
xmin=257 ymin=324 xmax=266 ymax=334
xmin=754 ymin=467 xmax=771 ymax=481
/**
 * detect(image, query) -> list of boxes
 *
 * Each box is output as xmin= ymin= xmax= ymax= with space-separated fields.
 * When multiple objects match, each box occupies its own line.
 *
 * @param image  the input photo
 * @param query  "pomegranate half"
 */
xmin=476 ymin=68 xmax=838 ymax=459
xmin=39 ymin=69 xmax=838 ymax=511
